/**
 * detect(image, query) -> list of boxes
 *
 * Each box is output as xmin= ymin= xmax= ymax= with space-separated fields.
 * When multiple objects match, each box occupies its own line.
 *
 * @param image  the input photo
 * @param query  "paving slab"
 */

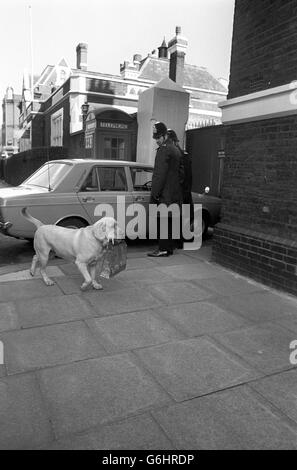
xmin=61 ymin=256 xmax=156 ymax=273
xmin=249 ymin=369 xmax=297 ymax=425
xmin=211 ymin=290 xmax=297 ymax=323
xmin=148 ymin=253 xmax=201 ymax=267
xmin=0 ymin=266 xmax=65 ymax=283
xmin=212 ymin=322 xmax=296 ymax=374
xmin=58 ymin=263 xmax=84 ymax=276
xmin=274 ymin=312 xmax=297 ymax=334
xmin=118 ymin=267 xmax=175 ymax=287
xmin=0 ymin=258 xmax=65 ymax=276
xmin=192 ymin=274 xmax=267 ymax=296
xmin=42 ymin=413 xmax=174 ymax=450
xmin=0 ymin=373 xmax=53 ymax=449
xmin=155 ymin=261 xmax=224 ymax=281
xmin=0 ymin=302 xmax=20 ymax=332
xmin=15 ymin=294 xmax=96 ymax=328
xmin=134 ymin=337 xmax=259 ymax=401
xmin=0 ymin=321 xmax=106 ymax=374
xmin=0 ymin=279 xmax=63 ymax=302
xmin=37 ymin=354 xmax=172 ymax=438
xmin=182 ymin=244 xmax=212 ymax=261
xmin=0 ymin=365 xmax=5 ymax=378
xmin=86 ymin=310 xmax=184 ymax=353
xmin=125 ymin=257 xmax=157 ymax=270
xmin=86 ymin=287 xmax=162 ymax=316
xmin=152 ymin=301 xmax=250 ymax=337
xmin=147 ymin=281 xmax=213 ymax=306
xmin=152 ymin=385 xmax=297 ymax=449
xmin=53 ymin=275 xmax=126 ymax=295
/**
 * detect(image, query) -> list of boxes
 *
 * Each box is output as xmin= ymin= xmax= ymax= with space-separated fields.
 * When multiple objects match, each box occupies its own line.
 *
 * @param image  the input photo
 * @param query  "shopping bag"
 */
xmin=100 ymin=240 xmax=127 ymax=279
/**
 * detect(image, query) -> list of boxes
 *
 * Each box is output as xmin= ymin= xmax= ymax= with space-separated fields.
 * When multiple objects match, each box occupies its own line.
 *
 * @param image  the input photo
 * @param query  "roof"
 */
xmin=87 ymin=105 xmax=135 ymax=121
xmin=138 ymin=57 xmax=227 ymax=93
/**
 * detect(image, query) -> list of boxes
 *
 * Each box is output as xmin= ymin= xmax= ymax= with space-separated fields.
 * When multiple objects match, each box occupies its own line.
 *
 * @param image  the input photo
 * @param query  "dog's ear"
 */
xmin=93 ymin=218 xmax=107 ymax=241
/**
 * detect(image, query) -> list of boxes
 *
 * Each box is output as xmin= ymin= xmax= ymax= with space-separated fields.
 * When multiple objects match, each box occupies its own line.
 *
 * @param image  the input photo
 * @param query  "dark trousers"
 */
xmin=157 ymin=213 xmax=174 ymax=252
xmin=177 ymin=199 xmax=194 ymax=249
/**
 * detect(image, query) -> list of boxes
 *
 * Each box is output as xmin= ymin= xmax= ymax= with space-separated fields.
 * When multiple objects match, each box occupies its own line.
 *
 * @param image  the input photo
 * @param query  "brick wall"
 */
xmin=3 ymin=147 xmax=69 ymax=185
xmin=214 ymin=114 xmax=297 ymax=293
xmin=229 ymin=0 xmax=297 ymax=98
xmin=213 ymin=0 xmax=297 ymax=295
xmin=221 ymin=116 xmax=297 ymax=241
xmin=213 ymin=224 xmax=297 ymax=296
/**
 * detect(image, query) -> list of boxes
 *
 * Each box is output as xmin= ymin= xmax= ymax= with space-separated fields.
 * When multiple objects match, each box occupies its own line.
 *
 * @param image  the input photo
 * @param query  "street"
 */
xmin=0 ymin=231 xmax=166 ymax=267
xmin=0 ymin=229 xmax=214 ymax=268
xmin=0 ymin=232 xmax=34 ymax=267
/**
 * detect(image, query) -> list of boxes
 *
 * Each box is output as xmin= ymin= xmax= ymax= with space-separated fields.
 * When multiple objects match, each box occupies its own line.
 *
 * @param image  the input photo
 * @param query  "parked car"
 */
xmin=0 ymin=159 xmax=221 ymax=240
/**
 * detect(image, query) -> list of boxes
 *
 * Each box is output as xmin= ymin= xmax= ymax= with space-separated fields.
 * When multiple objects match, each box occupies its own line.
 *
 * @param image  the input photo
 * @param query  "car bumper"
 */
xmin=0 ymin=221 xmax=12 ymax=234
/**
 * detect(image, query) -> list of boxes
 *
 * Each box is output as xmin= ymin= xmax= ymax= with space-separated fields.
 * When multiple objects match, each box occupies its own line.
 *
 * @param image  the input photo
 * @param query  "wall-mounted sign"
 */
xmin=86 ymin=120 xmax=96 ymax=131
xmin=99 ymin=122 xmax=128 ymax=130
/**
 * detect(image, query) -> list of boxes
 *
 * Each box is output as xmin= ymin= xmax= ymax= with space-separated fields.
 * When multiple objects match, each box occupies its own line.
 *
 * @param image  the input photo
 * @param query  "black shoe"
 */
xmin=147 ymin=250 xmax=170 ymax=257
xmin=167 ymin=250 xmax=174 ymax=255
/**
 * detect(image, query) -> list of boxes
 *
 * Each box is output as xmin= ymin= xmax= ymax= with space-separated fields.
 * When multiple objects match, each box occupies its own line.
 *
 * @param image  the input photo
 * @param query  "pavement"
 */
xmin=1 ymin=177 xmax=297 ymax=449
xmin=0 ymin=244 xmax=297 ymax=450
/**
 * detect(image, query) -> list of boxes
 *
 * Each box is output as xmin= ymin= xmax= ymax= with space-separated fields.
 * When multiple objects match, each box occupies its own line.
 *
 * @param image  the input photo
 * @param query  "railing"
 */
xmin=1 ymin=147 xmax=69 ymax=186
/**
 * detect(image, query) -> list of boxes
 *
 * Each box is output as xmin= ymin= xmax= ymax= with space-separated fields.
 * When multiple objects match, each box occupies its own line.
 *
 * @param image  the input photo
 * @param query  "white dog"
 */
xmin=21 ymin=208 xmax=124 ymax=290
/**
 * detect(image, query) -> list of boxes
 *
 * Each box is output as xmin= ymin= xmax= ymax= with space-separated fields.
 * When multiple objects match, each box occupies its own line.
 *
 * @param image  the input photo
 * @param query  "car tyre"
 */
xmin=202 ymin=213 xmax=209 ymax=239
xmin=57 ymin=217 xmax=88 ymax=229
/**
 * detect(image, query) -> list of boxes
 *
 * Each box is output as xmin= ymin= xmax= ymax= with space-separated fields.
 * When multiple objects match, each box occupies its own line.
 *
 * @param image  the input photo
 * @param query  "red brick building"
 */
xmin=213 ymin=0 xmax=297 ymax=295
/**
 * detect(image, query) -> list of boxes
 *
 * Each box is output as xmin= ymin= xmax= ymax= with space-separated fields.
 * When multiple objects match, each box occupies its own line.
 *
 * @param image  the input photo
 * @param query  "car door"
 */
xmin=130 ymin=166 xmax=155 ymax=239
xmin=76 ymin=165 xmax=133 ymax=235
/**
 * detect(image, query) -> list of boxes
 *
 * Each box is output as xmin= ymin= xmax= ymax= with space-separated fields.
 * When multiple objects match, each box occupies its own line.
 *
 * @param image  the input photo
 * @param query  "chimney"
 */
xmin=76 ymin=43 xmax=88 ymax=70
xmin=168 ymin=26 xmax=188 ymax=86
xmin=133 ymin=54 xmax=142 ymax=70
xmin=158 ymin=37 xmax=168 ymax=59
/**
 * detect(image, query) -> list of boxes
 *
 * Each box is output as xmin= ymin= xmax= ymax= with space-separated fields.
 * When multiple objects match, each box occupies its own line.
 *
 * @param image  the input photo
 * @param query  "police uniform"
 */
xmin=149 ymin=124 xmax=183 ymax=256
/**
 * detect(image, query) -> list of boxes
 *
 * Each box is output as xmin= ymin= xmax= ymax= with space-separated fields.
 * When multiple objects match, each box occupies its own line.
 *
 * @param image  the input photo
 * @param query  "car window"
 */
xmin=80 ymin=168 xmax=99 ymax=192
xmin=98 ymin=167 xmax=127 ymax=191
xmin=131 ymin=167 xmax=153 ymax=191
xmin=23 ymin=162 xmax=72 ymax=189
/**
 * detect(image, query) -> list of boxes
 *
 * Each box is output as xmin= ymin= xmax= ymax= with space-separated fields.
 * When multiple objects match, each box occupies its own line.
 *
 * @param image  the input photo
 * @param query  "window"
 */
xmin=98 ymin=167 xmax=127 ymax=191
xmin=51 ymin=108 xmax=63 ymax=146
xmin=81 ymin=168 xmax=99 ymax=191
xmin=104 ymin=137 xmax=125 ymax=160
xmin=23 ymin=162 xmax=72 ymax=189
xmin=131 ymin=167 xmax=153 ymax=191
xmin=85 ymin=133 xmax=93 ymax=149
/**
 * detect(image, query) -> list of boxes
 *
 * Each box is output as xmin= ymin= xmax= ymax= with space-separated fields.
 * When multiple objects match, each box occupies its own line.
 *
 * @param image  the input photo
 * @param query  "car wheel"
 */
xmin=57 ymin=217 xmax=88 ymax=229
xmin=202 ymin=213 xmax=209 ymax=238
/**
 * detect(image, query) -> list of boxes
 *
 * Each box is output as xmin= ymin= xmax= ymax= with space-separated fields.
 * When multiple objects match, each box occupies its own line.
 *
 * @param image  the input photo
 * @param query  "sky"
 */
xmin=0 ymin=0 xmax=235 ymax=122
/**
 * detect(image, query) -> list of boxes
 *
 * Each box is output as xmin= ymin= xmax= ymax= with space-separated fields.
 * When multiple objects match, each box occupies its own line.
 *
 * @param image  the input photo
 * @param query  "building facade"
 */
xmin=213 ymin=0 xmax=297 ymax=295
xmin=17 ymin=27 xmax=227 ymax=160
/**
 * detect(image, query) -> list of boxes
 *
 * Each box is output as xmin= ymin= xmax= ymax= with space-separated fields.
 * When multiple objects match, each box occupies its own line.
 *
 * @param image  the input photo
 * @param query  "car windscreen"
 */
xmin=22 ymin=162 xmax=72 ymax=189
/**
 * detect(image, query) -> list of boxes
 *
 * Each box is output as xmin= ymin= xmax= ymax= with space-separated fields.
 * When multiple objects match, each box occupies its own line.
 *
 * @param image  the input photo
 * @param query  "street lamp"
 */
xmin=81 ymin=102 xmax=89 ymax=153
xmin=81 ymin=102 xmax=89 ymax=130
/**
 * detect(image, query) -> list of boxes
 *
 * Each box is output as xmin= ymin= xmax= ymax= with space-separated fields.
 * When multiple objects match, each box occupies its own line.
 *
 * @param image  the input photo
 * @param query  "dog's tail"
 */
xmin=21 ymin=207 xmax=44 ymax=228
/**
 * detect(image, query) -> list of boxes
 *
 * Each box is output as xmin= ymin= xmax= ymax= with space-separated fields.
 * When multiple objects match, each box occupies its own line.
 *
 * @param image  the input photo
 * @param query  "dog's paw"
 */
xmin=80 ymin=282 xmax=92 ymax=291
xmin=92 ymin=281 xmax=103 ymax=290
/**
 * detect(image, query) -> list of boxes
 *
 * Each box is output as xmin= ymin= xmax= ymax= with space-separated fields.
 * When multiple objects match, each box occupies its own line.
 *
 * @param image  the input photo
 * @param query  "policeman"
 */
xmin=147 ymin=122 xmax=184 ymax=257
